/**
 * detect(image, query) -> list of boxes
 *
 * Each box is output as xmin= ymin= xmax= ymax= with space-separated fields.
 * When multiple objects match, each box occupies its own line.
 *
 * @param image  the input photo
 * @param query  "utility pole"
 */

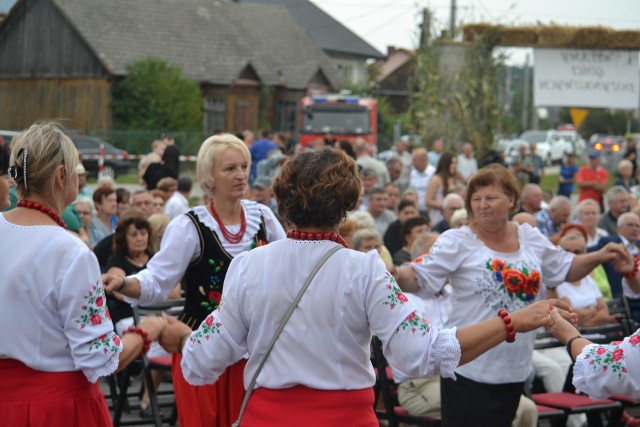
xmin=521 ymin=54 xmax=530 ymax=130
xmin=449 ymin=0 xmax=456 ymax=39
xmin=420 ymin=8 xmax=431 ymax=48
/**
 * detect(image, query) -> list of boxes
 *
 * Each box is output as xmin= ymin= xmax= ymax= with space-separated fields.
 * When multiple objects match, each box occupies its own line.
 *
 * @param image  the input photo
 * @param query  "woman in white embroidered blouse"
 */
xmin=0 ymin=122 xmax=164 ymax=427
xmin=394 ymin=164 xmax=630 ymax=427
xmin=158 ymin=148 xmax=573 ymax=427
xmin=103 ymin=133 xmax=286 ymax=427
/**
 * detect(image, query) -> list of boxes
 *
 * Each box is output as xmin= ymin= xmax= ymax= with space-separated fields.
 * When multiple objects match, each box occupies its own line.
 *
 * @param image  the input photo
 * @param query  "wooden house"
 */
xmin=0 ymin=0 xmax=341 ymax=133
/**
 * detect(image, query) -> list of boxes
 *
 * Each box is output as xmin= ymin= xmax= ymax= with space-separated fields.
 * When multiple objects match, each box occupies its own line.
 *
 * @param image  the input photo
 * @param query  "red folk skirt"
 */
xmin=172 ymin=353 xmax=247 ymax=427
xmin=241 ymin=385 xmax=378 ymax=427
xmin=0 ymin=358 xmax=112 ymax=427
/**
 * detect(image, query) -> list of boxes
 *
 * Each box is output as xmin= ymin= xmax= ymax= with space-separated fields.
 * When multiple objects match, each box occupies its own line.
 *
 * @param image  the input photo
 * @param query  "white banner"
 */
xmin=534 ymin=48 xmax=639 ymax=109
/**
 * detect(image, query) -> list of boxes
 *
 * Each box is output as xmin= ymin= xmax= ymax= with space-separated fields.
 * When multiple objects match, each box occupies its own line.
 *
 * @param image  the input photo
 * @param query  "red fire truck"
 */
xmin=297 ymin=94 xmax=378 ymax=150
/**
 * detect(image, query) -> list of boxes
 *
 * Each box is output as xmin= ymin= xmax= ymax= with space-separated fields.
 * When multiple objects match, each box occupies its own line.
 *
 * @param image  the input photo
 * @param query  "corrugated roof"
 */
xmin=51 ymin=0 xmax=341 ymax=88
xmin=241 ymin=0 xmax=384 ymax=59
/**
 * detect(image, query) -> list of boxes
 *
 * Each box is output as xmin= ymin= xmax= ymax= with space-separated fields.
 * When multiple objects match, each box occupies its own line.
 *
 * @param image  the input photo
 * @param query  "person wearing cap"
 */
xmin=76 ymin=162 xmax=92 ymax=199
xmin=576 ymin=150 xmax=608 ymax=208
xmin=251 ymin=175 xmax=277 ymax=212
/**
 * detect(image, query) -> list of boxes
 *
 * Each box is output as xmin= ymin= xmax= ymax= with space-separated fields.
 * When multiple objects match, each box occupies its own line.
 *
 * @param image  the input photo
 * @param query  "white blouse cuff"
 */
xmin=572 ymin=344 xmax=605 ymax=400
xmin=83 ymin=346 xmax=122 ymax=383
xmin=434 ymin=327 xmax=460 ymax=380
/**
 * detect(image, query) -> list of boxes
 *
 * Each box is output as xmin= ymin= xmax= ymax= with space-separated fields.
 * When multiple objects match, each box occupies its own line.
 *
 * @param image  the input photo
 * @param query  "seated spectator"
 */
xmin=148 ymin=213 xmax=171 ymax=253
xmin=614 ymin=159 xmax=636 ymax=191
xmin=384 ymin=200 xmax=420 ymax=255
xmin=449 ymin=208 xmax=468 ymax=229
xmin=250 ymin=176 xmax=276 ymax=212
xmin=350 ymin=220 xmax=393 ymax=269
xmin=156 ymin=177 xmax=178 ymax=200
xmin=598 ymin=185 xmax=631 ymax=237
xmin=534 ymin=195 xmax=572 ymax=244
xmin=165 ymin=177 xmax=192 ymax=219
xmin=338 ymin=217 xmax=358 ymax=249
xmin=116 ymin=188 xmax=131 ymax=216
xmin=552 ymin=233 xmax=618 ymax=327
xmin=392 ymin=216 xmax=430 ymax=266
xmin=385 ymin=182 xmax=401 ymax=212
xmin=432 ymin=193 xmax=465 ymax=234
xmin=576 ymin=199 xmax=609 ymax=248
xmin=74 ymin=197 xmax=94 ymax=247
xmin=359 ymin=168 xmax=379 ymax=209
xmin=517 ymin=184 xmax=543 ymax=215
xmin=89 ymin=186 xmax=117 ymax=247
xmin=589 ymin=211 xmax=640 ymax=298
xmin=367 ymin=187 xmax=397 ymax=237
xmin=150 ymin=189 xmax=167 ymax=214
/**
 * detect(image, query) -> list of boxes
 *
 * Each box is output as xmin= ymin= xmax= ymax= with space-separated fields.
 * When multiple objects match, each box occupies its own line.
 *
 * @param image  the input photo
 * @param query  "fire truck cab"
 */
xmin=297 ymin=94 xmax=378 ymax=151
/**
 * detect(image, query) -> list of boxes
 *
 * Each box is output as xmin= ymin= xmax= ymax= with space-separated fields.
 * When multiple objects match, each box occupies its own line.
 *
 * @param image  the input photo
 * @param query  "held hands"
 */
xmin=137 ymin=315 xmax=167 ymax=341
xmin=599 ymin=242 xmax=633 ymax=272
xmin=547 ymin=306 xmax=581 ymax=345
xmin=102 ymin=273 xmax=124 ymax=296
xmin=158 ymin=314 xmax=193 ymax=354
xmin=509 ymin=299 xmax=577 ymax=333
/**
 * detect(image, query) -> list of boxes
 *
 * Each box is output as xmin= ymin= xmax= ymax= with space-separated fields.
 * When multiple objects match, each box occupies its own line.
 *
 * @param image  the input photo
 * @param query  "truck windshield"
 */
xmin=302 ymin=106 xmax=369 ymax=135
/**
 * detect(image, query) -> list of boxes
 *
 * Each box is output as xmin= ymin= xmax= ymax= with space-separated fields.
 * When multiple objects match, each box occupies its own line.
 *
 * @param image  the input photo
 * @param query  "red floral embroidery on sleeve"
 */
xmin=395 ymin=310 xmax=432 ymax=336
xmin=191 ymin=313 xmax=223 ymax=344
xmin=383 ymin=272 xmax=408 ymax=310
xmin=76 ymin=282 xmax=111 ymax=329
xmin=583 ymin=331 xmax=640 ymax=378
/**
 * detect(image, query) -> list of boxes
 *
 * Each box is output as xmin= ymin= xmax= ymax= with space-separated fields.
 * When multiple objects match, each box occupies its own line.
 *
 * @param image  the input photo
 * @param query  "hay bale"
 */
xmin=574 ymin=26 xmax=613 ymax=48
xmin=609 ymin=30 xmax=640 ymax=50
xmin=462 ymin=23 xmax=494 ymax=43
xmin=538 ymin=25 xmax=578 ymax=47
xmin=498 ymin=26 xmax=538 ymax=46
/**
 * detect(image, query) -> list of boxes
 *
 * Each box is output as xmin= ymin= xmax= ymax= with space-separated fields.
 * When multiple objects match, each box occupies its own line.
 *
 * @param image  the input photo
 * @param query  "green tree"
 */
xmin=111 ymin=58 xmax=202 ymax=131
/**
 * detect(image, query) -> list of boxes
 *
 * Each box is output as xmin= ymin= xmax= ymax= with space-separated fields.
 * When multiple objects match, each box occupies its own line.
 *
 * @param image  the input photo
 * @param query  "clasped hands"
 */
xmin=131 ymin=314 xmax=193 ymax=354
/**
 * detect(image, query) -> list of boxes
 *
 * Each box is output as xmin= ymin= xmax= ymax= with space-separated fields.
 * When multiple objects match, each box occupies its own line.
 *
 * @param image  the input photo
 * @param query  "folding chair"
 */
xmin=536 ymin=404 xmax=568 ymax=427
xmin=112 ymin=299 xmax=184 ymax=427
xmin=531 ymin=365 xmax=623 ymax=427
xmin=370 ymin=336 xmax=441 ymax=427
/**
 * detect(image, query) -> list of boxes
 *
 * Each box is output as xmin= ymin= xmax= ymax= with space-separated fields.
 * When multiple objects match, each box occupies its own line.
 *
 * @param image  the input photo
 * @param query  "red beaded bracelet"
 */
xmin=498 ymin=309 xmax=516 ymax=343
xmin=622 ymin=256 xmax=640 ymax=279
xmin=122 ymin=326 xmax=151 ymax=357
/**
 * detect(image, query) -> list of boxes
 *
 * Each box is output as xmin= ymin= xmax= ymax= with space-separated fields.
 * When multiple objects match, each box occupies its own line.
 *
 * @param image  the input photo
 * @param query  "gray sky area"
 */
xmin=311 ymin=0 xmax=640 ymax=64
xmin=2 ymin=0 xmax=638 ymax=65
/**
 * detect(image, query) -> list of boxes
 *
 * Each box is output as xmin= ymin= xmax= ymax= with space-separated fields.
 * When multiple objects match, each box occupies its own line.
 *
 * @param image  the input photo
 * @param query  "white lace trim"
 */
xmin=191 ymin=200 xmax=264 ymax=240
xmin=183 ymin=373 xmax=217 ymax=387
xmin=434 ymin=327 xmax=460 ymax=380
xmin=83 ymin=343 xmax=123 ymax=383
xmin=572 ymin=344 xmax=603 ymax=399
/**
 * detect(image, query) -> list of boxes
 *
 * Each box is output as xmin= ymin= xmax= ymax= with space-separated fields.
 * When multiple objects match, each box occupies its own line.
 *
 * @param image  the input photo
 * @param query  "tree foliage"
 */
xmin=409 ymin=15 xmax=503 ymax=159
xmin=111 ymin=58 xmax=202 ymax=131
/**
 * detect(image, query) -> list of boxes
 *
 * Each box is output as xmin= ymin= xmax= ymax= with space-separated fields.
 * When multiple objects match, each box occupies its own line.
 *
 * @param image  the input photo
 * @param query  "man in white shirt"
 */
xmin=408 ymin=148 xmax=435 ymax=214
xmin=456 ymin=142 xmax=478 ymax=182
xmin=164 ymin=177 xmax=192 ymax=219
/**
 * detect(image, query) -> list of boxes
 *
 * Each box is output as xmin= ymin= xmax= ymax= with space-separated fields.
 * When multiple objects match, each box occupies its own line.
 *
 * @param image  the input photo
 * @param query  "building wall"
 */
xmin=330 ymin=56 xmax=369 ymax=87
xmin=0 ymin=78 xmax=112 ymax=131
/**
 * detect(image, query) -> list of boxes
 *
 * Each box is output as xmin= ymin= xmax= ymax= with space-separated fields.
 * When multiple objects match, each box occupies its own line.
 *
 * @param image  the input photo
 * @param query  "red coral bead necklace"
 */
xmin=286 ymin=229 xmax=348 ymax=248
xmin=17 ymin=200 xmax=66 ymax=228
xmin=209 ymin=201 xmax=246 ymax=244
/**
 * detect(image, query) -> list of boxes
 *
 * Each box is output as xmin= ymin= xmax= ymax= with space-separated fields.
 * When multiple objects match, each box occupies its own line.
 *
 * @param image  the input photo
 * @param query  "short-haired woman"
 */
xmin=103 ymin=133 xmax=286 ymax=427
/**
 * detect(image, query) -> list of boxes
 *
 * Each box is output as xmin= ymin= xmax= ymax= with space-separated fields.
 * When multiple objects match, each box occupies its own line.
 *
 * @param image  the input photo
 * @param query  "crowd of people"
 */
xmin=2 ymin=122 xmax=640 ymax=427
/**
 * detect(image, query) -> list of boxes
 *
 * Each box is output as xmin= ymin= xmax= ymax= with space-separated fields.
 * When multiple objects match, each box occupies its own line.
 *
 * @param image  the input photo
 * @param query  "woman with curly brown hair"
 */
xmin=158 ymin=148 xmax=577 ymax=426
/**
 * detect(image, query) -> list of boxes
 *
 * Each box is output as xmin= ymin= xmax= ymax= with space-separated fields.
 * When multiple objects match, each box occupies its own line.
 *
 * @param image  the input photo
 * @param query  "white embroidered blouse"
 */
xmin=180 ymin=239 xmax=461 ymax=390
xmin=410 ymin=223 xmax=575 ymax=384
xmin=573 ymin=329 xmax=640 ymax=400
xmin=0 ymin=214 xmax=123 ymax=382
xmin=130 ymin=201 xmax=285 ymax=306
